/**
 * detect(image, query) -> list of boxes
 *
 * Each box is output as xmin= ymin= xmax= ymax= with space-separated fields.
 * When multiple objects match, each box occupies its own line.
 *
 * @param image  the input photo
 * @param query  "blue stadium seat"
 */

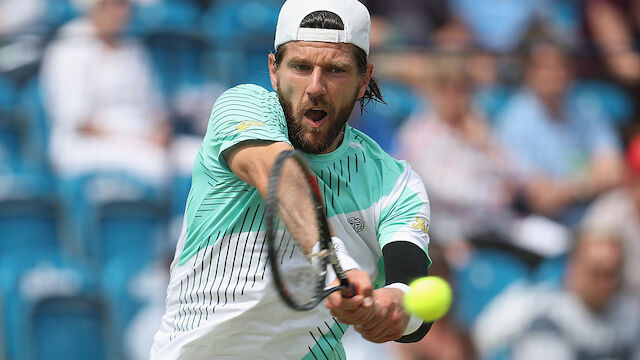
xmin=452 ymin=248 xmax=531 ymax=327
xmin=45 ymin=0 xmax=80 ymax=31
xmin=570 ymin=79 xmax=634 ymax=126
xmin=100 ymin=252 xmax=147 ymax=340
xmin=350 ymin=81 xmax=422 ymax=153
xmin=0 ymin=248 xmax=101 ymax=360
xmin=144 ymin=31 xmax=210 ymax=99
xmin=473 ymin=85 xmax=514 ymax=125
xmin=0 ymin=76 xmax=16 ymax=115
xmin=171 ymin=173 xmax=192 ymax=219
xmin=0 ymin=198 xmax=66 ymax=256
xmin=0 ymin=119 xmax=22 ymax=176
xmin=56 ymin=172 xmax=168 ymax=262
xmin=202 ymin=1 xmax=280 ymax=87
xmin=532 ymin=254 xmax=567 ymax=287
xmin=25 ymin=296 xmax=112 ymax=360
xmin=130 ymin=0 xmax=201 ymax=35
xmin=91 ymin=199 xmax=169 ymax=267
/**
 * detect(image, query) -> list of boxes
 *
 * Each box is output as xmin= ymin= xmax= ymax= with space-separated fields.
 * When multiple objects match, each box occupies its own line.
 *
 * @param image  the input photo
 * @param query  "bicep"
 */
xmin=224 ymin=141 xmax=293 ymax=198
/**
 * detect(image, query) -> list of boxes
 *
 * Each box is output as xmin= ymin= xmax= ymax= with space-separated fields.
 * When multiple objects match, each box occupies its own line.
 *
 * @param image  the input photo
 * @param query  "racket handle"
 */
xmin=340 ymin=278 xmax=356 ymax=298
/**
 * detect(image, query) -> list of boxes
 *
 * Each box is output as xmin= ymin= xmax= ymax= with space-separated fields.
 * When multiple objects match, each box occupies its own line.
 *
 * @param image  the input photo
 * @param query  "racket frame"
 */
xmin=265 ymin=150 xmax=351 ymax=311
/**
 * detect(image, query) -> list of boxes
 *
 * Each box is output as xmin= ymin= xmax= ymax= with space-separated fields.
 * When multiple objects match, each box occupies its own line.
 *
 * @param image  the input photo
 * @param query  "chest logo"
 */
xmin=348 ymin=217 xmax=365 ymax=233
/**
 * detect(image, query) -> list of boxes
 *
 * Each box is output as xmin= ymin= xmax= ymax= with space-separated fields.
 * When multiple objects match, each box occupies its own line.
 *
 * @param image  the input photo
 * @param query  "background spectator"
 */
xmin=41 ymin=0 xmax=170 ymax=186
xmin=497 ymin=40 xmax=624 ymax=226
xmin=581 ymin=134 xmax=640 ymax=298
xmin=474 ymin=227 xmax=640 ymax=360
xmin=395 ymin=54 xmax=517 ymax=252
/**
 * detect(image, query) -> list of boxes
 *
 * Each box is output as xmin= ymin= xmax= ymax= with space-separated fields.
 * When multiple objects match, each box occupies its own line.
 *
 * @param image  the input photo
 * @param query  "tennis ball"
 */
xmin=403 ymin=276 xmax=453 ymax=322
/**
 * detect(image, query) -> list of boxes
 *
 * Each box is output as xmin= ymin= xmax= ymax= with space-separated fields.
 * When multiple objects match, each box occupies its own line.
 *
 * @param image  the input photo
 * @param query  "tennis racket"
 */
xmin=265 ymin=150 xmax=354 ymax=311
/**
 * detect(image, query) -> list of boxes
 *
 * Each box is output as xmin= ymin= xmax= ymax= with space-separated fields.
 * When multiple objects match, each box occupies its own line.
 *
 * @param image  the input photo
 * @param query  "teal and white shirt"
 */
xmin=151 ymin=84 xmax=431 ymax=360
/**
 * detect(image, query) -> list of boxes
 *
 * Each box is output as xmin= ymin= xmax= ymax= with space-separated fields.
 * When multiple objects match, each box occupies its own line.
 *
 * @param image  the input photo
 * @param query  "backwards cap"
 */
xmin=274 ymin=0 xmax=371 ymax=56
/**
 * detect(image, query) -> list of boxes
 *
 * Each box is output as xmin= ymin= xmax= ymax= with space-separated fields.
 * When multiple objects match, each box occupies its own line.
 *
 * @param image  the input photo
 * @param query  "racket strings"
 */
xmin=271 ymin=156 xmax=327 ymax=306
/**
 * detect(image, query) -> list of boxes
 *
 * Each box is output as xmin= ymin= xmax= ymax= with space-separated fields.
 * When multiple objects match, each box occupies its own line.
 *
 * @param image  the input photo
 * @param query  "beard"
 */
xmin=277 ymin=84 xmax=359 ymax=154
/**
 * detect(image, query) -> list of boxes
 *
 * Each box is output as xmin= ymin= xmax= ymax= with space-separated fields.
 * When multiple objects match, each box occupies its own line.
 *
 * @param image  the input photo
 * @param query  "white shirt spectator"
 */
xmin=41 ymin=17 xmax=168 ymax=184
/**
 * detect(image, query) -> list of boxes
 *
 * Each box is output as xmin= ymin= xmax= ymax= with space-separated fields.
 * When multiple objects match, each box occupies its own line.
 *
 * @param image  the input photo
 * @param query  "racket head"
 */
xmin=265 ymin=150 xmax=335 ymax=311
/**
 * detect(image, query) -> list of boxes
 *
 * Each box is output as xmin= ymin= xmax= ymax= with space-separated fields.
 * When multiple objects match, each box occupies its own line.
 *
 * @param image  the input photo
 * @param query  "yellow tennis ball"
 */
xmin=403 ymin=276 xmax=453 ymax=322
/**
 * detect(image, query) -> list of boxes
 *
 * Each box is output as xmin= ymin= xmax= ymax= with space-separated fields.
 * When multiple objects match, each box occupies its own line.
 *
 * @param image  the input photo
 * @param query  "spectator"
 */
xmin=581 ymin=134 xmax=640 ymax=298
xmin=584 ymin=0 xmax=640 ymax=85
xmin=583 ymin=0 xmax=640 ymax=141
xmin=361 ymin=0 xmax=470 ymax=50
xmin=395 ymin=54 xmax=517 ymax=253
xmin=40 ymin=0 xmax=170 ymax=187
xmin=473 ymin=227 xmax=640 ymax=360
xmin=497 ymin=41 xmax=624 ymax=226
xmin=449 ymin=0 xmax=542 ymax=53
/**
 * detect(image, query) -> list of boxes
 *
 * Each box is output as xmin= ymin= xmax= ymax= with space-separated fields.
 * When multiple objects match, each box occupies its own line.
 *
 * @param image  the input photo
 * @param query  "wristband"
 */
xmin=330 ymin=237 xmax=360 ymax=271
xmin=314 ymin=237 xmax=361 ymax=285
xmin=384 ymin=282 xmax=423 ymax=335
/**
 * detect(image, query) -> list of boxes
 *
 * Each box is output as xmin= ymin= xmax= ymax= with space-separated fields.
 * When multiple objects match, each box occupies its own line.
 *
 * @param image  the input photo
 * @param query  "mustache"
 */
xmin=298 ymin=98 xmax=333 ymax=115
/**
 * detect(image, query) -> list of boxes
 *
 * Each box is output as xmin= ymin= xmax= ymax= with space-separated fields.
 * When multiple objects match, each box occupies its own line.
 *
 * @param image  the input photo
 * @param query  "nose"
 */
xmin=305 ymin=67 xmax=327 ymax=100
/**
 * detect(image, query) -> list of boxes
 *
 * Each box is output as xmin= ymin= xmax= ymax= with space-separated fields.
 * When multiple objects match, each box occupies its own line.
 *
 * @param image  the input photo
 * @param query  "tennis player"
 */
xmin=151 ymin=0 xmax=432 ymax=358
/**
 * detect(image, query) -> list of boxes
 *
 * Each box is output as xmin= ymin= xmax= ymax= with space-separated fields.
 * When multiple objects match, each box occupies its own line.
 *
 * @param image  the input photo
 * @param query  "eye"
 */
xmin=292 ymin=64 xmax=310 ymax=71
xmin=329 ymin=67 xmax=345 ymax=74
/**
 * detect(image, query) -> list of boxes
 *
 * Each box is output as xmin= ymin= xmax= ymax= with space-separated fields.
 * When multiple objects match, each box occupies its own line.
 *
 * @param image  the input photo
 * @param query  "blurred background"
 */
xmin=1 ymin=0 xmax=640 ymax=359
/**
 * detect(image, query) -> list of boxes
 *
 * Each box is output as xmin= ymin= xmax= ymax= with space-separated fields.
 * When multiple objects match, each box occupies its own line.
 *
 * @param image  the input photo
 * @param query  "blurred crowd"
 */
xmin=1 ymin=0 xmax=639 ymax=359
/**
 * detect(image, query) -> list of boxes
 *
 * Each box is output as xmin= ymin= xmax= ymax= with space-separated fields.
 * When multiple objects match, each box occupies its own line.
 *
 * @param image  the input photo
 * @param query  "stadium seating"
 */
xmin=570 ymin=79 xmax=634 ymax=126
xmin=0 ymin=248 xmax=102 ymax=360
xmin=91 ymin=199 xmax=169 ymax=267
xmin=452 ymin=247 xmax=532 ymax=327
xmin=25 ymin=296 xmax=112 ymax=360
xmin=201 ymin=1 xmax=281 ymax=88
xmin=351 ymin=80 xmax=423 ymax=153
xmin=0 ymin=198 xmax=66 ymax=256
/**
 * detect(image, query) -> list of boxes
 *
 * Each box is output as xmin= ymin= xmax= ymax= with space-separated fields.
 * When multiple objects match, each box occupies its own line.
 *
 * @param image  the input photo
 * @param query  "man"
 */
xmin=581 ymin=134 xmax=640 ymax=298
xmin=511 ymin=229 xmax=640 ymax=359
xmin=473 ymin=228 xmax=640 ymax=360
xmin=41 ymin=0 xmax=170 ymax=184
xmin=151 ymin=0 xmax=432 ymax=359
xmin=497 ymin=41 xmax=624 ymax=226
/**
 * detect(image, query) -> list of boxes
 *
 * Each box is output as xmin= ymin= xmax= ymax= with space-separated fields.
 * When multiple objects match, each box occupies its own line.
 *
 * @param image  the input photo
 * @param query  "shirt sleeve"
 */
xmin=199 ymin=84 xmax=291 ymax=172
xmin=377 ymin=163 xmax=431 ymax=262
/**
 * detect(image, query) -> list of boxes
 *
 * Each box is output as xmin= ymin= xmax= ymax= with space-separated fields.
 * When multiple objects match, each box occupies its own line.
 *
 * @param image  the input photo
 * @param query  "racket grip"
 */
xmin=340 ymin=278 xmax=356 ymax=298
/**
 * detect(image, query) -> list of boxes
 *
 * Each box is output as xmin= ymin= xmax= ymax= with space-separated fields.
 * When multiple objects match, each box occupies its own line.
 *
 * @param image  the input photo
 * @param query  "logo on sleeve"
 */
xmin=236 ymin=120 xmax=265 ymax=132
xmin=411 ymin=217 xmax=430 ymax=235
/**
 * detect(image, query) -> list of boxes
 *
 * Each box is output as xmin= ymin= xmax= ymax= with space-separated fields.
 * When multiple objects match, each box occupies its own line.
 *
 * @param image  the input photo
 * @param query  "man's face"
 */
xmin=570 ymin=237 xmax=623 ymax=312
xmin=269 ymin=41 xmax=372 ymax=154
xmin=527 ymin=45 xmax=571 ymax=105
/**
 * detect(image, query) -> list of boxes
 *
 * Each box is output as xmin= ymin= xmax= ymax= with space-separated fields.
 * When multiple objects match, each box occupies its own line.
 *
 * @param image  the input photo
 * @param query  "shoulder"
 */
xmin=211 ymin=84 xmax=279 ymax=115
xmin=497 ymin=90 xmax=540 ymax=127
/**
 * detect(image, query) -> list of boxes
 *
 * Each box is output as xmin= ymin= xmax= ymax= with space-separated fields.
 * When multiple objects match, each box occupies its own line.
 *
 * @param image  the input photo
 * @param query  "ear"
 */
xmin=357 ymin=63 xmax=374 ymax=99
xmin=268 ymin=53 xmax=278 ymax=91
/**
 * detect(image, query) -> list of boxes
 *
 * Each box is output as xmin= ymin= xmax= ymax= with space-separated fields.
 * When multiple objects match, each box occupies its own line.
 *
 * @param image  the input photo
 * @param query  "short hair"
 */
xmin=273 ymin=10 xmax=385 ymax=112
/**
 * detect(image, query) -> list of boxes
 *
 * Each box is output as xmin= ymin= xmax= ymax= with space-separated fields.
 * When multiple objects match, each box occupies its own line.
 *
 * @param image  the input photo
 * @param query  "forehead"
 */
xmin=281 ymin=41 xmax=357 ymax=65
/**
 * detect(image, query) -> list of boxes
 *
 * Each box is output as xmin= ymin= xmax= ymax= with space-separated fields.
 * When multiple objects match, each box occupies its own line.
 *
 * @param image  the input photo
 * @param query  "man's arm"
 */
xmin=382 ymin=241 xmax=432 ymax=343
xmin=223 ymin=141 xmax=293 ymax=198
xmin=326 ymin=241 xmax=432 ymax=343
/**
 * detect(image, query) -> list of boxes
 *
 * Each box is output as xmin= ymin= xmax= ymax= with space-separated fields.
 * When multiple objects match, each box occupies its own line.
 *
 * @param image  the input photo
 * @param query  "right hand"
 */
xmin=325 ymin=270 xmax=375 ymax=326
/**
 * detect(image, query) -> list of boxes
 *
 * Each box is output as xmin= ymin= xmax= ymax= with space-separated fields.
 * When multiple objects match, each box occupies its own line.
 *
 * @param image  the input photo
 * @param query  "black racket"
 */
xmin=265 ymin=150 xmax=354 ymax=311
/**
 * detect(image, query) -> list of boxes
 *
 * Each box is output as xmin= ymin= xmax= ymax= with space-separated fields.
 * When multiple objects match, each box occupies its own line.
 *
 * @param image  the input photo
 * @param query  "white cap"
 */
xmin=274 ymin=0 xmax=371 ymax=56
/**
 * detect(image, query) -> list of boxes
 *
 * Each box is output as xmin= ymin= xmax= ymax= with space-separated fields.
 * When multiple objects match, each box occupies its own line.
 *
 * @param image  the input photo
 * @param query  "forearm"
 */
xmin=382 ymin=241 xmax=432 ymax=342
xmin=224 ymin=141 xmax=293 ymax=198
